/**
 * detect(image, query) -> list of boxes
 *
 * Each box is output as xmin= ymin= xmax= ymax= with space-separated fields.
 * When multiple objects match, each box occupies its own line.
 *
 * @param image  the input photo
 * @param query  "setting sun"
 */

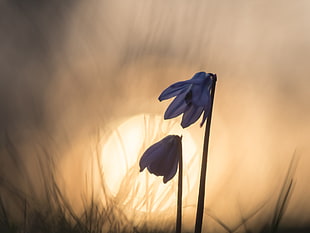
xmin=101 ymin=114 xmax=199 ymax=212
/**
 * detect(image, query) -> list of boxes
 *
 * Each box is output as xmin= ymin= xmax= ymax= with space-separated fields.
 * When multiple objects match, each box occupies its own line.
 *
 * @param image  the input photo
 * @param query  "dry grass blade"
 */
xmin=270 ymin=153 xmax=298 ymax=233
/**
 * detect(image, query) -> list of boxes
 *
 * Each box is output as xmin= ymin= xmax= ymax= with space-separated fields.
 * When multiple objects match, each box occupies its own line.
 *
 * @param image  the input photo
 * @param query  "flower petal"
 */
xmin=147 ymin=159 xmax=167 ymax=176
xmin=162 ymin=155 xmax=178 ymax=183
xmin=181 ymin=104 xmax=204 ymax=128
xmin=189 ymin=72 xmax=213 ymax=84
xmin=200 ymin=99 xmax=211 ymax=127
xmin=199 ymin=78 xmax=213 ymax=126
xmin=147 ymin=136 xmax=176 ymax=175
xmin=190 ymin=80 xmax=212 ymax=107
xmin=190 ymin=72 xmax=207 ymax=84
xmin=148 ymin=136 xmax=180 ymax=182
xmin=164 ymin=90 xmax=190 ymax=119
xmin=163 ymin=137 xmax=182 ymax=183
xmin=158 ymin=81 xmax=191 ymax=101
xmin=139 ymin=138 xmax=169 ymax=172
xmin=147 ymin=149 xmax=176 ymax=177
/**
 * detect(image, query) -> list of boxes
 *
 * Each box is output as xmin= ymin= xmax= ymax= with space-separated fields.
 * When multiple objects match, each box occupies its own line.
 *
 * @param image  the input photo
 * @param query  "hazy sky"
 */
xmin=0 ymin=0 xmax=309 ymax=229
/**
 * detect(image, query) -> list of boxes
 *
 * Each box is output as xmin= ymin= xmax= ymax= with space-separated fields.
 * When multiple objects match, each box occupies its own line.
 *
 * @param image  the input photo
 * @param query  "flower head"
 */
xmin=139 ymin=135 xmax=182 ymax=183
xmin=159 ymin=72 xmax=215 ymax=128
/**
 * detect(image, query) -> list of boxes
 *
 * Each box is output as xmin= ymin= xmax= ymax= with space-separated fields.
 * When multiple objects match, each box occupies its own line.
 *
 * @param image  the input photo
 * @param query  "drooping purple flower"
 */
xmin=159 ymin=72 xmax=215 ymax=128
xmin=139 ymin=135 xmax=182 ymax=183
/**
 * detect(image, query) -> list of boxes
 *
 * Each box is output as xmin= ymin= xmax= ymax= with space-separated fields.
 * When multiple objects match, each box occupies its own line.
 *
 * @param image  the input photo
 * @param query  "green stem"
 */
xmin=194 ymin=74 xmax=217 ymax=233
xmin=176 ymin=144 xmax=183 ymax=233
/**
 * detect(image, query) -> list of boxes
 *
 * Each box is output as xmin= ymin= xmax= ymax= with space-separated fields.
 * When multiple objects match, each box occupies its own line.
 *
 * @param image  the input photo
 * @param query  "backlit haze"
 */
xmin=0 ymin=0 xmax=309 ymax=231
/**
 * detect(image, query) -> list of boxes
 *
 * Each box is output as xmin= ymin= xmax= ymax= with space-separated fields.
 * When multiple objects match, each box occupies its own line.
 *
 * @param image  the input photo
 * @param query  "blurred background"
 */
xmin=0 ymin=0 xmax=309 ymax=232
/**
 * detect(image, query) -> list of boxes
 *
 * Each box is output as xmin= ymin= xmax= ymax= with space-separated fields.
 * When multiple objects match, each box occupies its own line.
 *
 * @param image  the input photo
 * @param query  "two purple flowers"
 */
xmin=139 ymin=72 xmax=216 ymax=183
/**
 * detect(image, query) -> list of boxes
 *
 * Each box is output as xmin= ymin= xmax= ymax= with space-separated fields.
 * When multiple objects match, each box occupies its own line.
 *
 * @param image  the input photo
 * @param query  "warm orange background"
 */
xmin=0 ymin=1 xmax=309 ymax=232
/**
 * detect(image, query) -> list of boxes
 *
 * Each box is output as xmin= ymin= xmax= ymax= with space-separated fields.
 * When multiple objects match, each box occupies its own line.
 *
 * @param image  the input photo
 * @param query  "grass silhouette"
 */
xmin=0 ymin=132 xmax=308 ymax=233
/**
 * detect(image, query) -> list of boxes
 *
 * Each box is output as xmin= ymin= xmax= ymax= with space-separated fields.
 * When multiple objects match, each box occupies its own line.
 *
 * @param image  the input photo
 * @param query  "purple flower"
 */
xmin=159 ymin=72 xmax=214 ymax=128
xmin=139 ymin=135 xmax=182 ymax=183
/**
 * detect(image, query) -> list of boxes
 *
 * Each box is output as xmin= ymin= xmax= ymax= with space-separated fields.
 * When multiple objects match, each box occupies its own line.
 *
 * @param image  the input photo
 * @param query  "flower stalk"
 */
xmin=194 ymin=74 xmax=217 ymax=233
xmin=176 ymin=143 xmax=183 ymax=233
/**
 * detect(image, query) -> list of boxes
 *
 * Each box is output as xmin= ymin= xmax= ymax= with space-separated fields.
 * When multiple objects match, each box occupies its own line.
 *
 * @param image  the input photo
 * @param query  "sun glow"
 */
xmin=101 ymin=114 xmax=200 ymax=212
